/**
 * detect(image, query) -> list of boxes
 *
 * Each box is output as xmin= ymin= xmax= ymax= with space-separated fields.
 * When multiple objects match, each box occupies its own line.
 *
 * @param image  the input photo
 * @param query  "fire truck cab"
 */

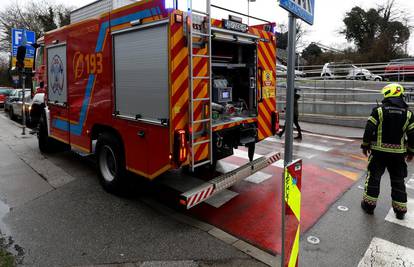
xmin=37 ymin=0 xmax=280 ymax=208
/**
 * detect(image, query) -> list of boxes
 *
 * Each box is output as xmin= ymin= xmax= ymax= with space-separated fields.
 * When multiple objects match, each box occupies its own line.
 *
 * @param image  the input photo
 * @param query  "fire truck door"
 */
xmin=46 ymin=44 xmax=70 ymax=144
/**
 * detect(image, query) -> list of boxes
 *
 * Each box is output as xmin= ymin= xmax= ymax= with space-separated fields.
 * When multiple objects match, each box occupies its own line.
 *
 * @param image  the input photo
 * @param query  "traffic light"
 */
xmin=16 ymin=45 xmax=26 ymax=71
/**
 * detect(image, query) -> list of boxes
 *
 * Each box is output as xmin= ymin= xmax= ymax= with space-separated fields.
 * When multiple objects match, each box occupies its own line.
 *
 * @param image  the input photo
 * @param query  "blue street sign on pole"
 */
xmin=279 ymin=0 xmax=315 ymax=25
xmin=11 ymin=28 xmax=36 ymax=68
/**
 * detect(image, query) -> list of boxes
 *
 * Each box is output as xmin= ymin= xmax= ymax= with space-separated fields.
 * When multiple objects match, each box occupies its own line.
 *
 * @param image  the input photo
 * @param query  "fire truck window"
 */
xmin=35 ymin=46 xmax=44 ymax=69
xmin=47 ymin=44 xmax=67 ymax=104
xmin=113 ymin=24 xmax=169 ymax=122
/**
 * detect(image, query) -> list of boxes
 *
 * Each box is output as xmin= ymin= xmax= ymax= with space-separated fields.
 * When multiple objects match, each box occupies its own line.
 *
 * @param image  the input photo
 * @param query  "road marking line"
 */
xmin=273 ymin=159 xmax=285 ymax=168
xmin=327 ymin=168 xmax=360 ymax=181
xmin=217 ymin=161 xmax=273 ymax=184
xmin=266 ymin=137 xmax=333 ymax=152
xmin=358 ymin=237 xmax=414 ymax=267
xmin=301 ymin=132 xmax=355 ymax=142
xmin=350 ymin=154 xmax=368 ymax=161
xmin=204 ymin=189 xmax=239 ymax=208
xmin=385 ymin=198 xmax=414 ymax=229
xmin=406 ymin=178 xmax=414 ymax=190
xmin=232 ymin=149 xmax=262 ymax=160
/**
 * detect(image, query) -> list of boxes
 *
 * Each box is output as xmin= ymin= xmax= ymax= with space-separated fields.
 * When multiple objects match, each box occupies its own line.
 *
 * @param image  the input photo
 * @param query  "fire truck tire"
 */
xmin=96 ymin=133 xmax=126 ymax=193
xmin=38 ymin=113 xmax=64 ymax=153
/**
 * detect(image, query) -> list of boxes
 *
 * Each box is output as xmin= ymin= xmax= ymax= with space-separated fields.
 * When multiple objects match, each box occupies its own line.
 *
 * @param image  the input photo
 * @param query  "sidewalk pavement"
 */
xmin=280 ymin=119 xmax=364 ymax=139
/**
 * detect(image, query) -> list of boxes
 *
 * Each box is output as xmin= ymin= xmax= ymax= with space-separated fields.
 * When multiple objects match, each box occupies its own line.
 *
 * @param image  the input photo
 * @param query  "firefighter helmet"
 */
xmin=381 ymin=83 xmax=405 ymax=98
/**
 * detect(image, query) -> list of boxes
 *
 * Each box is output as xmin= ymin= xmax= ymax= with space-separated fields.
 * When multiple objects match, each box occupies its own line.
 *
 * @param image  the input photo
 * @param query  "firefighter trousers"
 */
xmin=278 ymin=115 xmax=302 ymax=137
xmin=363 ymin=151 xmax=408 ymax=213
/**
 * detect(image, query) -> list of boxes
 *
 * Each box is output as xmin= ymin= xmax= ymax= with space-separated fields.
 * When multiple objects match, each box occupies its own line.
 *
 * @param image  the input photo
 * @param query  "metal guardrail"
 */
xmin=292 ymin=61 xmax=414 ymax=82
xmin=276 ymin=79 xmax=414 ymax=117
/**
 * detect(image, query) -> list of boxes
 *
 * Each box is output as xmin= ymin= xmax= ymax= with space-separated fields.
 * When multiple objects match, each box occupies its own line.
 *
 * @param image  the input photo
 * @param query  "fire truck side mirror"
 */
xmin=16 ymin=45 xmax=26 ymax=72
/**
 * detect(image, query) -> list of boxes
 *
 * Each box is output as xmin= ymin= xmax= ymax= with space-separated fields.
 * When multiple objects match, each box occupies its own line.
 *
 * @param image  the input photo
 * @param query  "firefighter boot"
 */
xmin=392 ymin=201 xmax=407 ymax=220
xmin=361 ymin=200 xmax=375 ymax=215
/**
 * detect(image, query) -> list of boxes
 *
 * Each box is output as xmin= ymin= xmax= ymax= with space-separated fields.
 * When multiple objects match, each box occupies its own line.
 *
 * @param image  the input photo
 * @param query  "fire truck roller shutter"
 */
xmin=113 ymin=21 xmax=169 ymax=124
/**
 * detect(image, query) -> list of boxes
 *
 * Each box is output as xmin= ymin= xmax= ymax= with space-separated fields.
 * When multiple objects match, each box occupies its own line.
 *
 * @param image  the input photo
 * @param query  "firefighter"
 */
xmin=278 ymin=89 xmax=302 ymax=140
xmin=361 ymin=83 xmax=414 ymax=220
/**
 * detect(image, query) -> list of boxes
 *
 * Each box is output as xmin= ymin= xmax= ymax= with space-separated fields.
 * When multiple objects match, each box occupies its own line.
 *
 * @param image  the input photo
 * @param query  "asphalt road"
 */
xmin=0 ymin=114 xmax=265 ymax=267
xmin=1 ymin=112 xmax=414 ymax=267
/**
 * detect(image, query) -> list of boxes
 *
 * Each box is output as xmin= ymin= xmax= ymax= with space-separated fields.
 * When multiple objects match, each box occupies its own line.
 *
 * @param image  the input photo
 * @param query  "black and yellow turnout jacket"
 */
xmin=362 ymin=97 xmax=414 ymax=155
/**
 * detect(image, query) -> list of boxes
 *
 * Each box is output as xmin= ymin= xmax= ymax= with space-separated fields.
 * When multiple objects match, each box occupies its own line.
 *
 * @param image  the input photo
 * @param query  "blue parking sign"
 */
xmin=11 ymin=28 xmax=36 ymax=68
xmin=279 ymin=0 xmax=315 ymax=25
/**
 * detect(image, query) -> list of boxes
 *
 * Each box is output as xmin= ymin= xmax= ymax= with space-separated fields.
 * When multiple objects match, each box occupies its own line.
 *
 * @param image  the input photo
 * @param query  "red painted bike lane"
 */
xmin=186 ymin=137 xmax=365 ymax=254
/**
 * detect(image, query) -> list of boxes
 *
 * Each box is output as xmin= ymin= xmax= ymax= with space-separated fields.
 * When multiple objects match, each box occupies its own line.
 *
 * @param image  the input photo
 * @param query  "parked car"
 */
xmin=276 ymin=64 xmax=306 ymax=78
xmin=8 ymin=89 xmax=31 ymax=121
xmin=4 ymin=89 xmax=23 ymax=112
xmin=28 ymin=93 xmax=45 ymax=127
xmin=321 ymin=62 xmax=382 ymax=81
xmin=384 ymin=58 xmax=414 ymax=81
xmin=347 ymin=67 xmax=382 ymax=81
xmin=0 ymin=87 xmax=14 ymax=107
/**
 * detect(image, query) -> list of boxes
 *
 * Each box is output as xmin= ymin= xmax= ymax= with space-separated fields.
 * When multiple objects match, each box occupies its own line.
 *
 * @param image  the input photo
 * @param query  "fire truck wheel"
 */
xmin=96 ymin=133 xmax=126 ymax=193
xmin=38 ymin=113 xmax=61 ymax=153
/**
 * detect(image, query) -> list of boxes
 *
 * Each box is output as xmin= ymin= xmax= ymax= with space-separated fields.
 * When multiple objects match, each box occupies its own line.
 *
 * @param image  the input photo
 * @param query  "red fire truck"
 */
xmin=35 ymin=0 xmax=280 ymax=208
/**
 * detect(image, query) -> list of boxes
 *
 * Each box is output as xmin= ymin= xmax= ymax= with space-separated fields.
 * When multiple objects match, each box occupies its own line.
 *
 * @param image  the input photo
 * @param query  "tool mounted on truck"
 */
xmin=34 ymin=0 xmax=280 ymax=208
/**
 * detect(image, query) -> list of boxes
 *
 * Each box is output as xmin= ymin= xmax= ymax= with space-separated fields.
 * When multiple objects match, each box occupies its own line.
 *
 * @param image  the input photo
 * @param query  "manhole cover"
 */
xmin=307 ymin=236 xmax=320 ymax=245
xmin=337 ymin=205 xmax=349 ymax=212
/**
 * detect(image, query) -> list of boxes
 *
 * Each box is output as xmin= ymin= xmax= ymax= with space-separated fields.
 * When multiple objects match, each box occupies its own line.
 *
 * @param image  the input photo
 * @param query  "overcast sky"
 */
xmin=2 ymin=0 xmax=414 ymax=55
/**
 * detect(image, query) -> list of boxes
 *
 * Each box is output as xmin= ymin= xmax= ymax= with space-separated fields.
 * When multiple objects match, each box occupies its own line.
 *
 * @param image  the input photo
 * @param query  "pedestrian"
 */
xmin=278 ymin=89 xmax=302 ymax=140
xmin=360 ymin=83 xmax=414 ymax=220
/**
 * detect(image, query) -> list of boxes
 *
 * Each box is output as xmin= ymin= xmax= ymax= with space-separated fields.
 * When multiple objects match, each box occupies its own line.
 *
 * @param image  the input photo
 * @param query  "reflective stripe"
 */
xmin=392 ymin=200 xmax=407 ymax=212
xmin=392 ymin=200 xmax=407 ymax=207
xmin=401 ymin=111 xmax=412 ymax=149
xmin=363 ymin=193 xmax=378 ymax=202
xmin=403 ymin=111 xmax=412 ymax=132
xmin=364 ymin=155 xmax=373 ymax=195
xmin=377 ymin=108 xmax=383 ymax=147
xmin=371 ymin=145 xmax=406 ymax=153
xmin=368 ymin=116 xmax=378 ymax=125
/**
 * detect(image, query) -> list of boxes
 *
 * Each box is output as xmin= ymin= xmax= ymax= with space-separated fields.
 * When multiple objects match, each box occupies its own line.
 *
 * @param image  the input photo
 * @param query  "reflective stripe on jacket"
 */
xmin=362 ymin=98 xmax=414 ymax=154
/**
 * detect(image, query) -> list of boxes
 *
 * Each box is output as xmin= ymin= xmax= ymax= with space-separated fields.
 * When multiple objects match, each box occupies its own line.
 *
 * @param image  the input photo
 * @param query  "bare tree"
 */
xmin=0 ymin=0 xmax=73 ymax=55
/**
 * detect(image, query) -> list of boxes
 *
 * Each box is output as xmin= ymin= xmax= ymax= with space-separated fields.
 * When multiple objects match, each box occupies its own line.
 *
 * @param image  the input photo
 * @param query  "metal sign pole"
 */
xmin=281 ymin=12 xmax=296 ymax=267
xmin=21 ymin=73 xmax=26 ymax=135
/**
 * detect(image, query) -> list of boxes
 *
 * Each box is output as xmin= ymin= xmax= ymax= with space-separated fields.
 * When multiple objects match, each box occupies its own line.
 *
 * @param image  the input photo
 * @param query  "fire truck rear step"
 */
xmin=180 ymin=151 xmax=281 ymax=209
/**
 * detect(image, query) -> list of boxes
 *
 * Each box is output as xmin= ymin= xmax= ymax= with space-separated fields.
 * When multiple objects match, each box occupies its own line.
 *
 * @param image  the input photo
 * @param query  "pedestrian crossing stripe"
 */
xmin=327 ymin=168 xmax=360 ymax=181
xmin=358 ymin=237 xmax=414 ymax=266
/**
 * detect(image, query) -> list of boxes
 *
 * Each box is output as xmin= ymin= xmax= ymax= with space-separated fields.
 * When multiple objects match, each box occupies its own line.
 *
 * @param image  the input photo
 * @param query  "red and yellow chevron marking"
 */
xmin=250 ymin=28 xmax=277 ymax=140
xmin=170 ymin=12 xmax=210 ymax=164
xmin=171 ymin=12 xmax=189 ymax=133
xmin=191 ymin=50 xmax=210 ymax=163
xmin=212 ymin=118 xmax=257 ymax=132
xmin=283 ymin=159 xmax=302 ymax=267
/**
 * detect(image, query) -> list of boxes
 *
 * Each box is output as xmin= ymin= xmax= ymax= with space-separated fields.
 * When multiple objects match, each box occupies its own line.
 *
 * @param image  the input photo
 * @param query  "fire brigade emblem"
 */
xmin=73 ymin=52 xmax=84 ymax=80
xmin=50 ymin=55 xmax=65 ymax=95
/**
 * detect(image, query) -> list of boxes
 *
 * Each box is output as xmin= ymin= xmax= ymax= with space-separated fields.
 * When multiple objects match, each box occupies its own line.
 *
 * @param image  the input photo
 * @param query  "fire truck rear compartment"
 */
xmin=211 ymin=40 xmax=258 ymax=162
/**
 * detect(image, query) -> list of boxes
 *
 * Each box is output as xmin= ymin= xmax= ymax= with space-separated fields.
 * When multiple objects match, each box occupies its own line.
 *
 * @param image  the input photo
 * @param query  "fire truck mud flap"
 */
xmin=180 ymin=151 xmax=281 ymax=209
